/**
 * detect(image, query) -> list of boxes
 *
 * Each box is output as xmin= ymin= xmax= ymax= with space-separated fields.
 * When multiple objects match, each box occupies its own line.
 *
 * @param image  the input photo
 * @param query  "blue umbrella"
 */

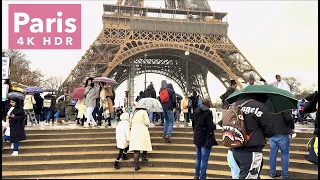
xmin=24 ymin=86 xmax=43 ymax=93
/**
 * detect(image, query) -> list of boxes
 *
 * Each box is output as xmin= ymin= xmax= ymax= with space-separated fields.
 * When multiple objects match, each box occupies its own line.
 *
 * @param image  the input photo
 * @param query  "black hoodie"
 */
xmin=143 ymin=84 xmax=156 ymax=99
xmin=231 ymin=98 xmax=275 ymax=152
xmin=192 ymin=105 xmax=218 ymax=147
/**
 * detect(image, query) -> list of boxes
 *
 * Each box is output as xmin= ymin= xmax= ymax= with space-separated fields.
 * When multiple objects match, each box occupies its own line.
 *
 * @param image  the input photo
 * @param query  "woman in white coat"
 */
xmin=114 ymin=112 xmax=130 ymax=169
xmin=129 ymin=107 xmax=152 ymax=171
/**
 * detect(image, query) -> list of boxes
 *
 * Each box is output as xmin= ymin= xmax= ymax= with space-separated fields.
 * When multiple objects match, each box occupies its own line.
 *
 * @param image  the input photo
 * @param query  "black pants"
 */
xmin=232 ymin=149 xmax=264 ymax=179
xmin=116 ymin=146 xmax=129 ymax=161
xmin=98 ymin=107 xmax=111 ymax=126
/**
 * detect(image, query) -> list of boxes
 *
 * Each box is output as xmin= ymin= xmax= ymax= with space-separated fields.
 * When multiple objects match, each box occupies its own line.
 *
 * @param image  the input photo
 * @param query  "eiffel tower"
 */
xmin=61 ymin=0 xmax=265 ymax=106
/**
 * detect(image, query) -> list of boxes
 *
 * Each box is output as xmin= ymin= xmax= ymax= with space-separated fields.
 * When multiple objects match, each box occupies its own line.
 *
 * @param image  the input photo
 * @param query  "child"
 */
xmin=114 ymin=112 xmax=130 ymax=169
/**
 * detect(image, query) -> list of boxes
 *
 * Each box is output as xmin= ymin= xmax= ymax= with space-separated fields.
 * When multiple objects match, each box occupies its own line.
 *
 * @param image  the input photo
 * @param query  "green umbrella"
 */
xmin=225 ymin=85 xmax=298 ymax=113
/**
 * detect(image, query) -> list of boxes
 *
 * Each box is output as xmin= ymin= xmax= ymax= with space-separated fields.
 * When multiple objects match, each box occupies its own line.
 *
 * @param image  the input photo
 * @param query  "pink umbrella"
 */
xmin=70 ymin=87 xmax=86 ymax=99
xmin=93 ymin=77 xmax=118 ymax=85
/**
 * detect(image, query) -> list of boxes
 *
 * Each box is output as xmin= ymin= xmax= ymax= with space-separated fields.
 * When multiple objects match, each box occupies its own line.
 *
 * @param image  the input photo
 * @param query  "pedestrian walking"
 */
xmin=113 ymin=112 xmax=130 ymax=169
xmin=63 ymin=91 xmax=73 ymax=124
xmin=84 ymin=77 xmax=99 ymax=127
xmin=192 ymin=98 xmax=218 ymax=179
xmin=129 ymin=107 xmax=152 ymax=171
xmin=23 ymin=92 xmax=37 ymax=126
xmin=4 ymin=97 xmax=27 ymax=156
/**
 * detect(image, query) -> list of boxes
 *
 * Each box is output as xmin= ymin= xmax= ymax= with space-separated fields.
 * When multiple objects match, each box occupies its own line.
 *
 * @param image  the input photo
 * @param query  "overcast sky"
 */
xmin=2 ymin=0 xmax=318 ymax=105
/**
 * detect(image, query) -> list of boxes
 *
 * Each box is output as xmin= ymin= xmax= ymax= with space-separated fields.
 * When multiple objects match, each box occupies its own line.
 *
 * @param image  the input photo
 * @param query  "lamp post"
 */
xmin=185 ymin=51 xmax=189 ymax=94
xmin=144 ymin=53 xmax=147 ymax=90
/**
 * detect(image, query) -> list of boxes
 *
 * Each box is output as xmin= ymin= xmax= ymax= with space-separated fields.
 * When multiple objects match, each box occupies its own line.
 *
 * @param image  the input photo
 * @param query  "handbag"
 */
xmin=4 ymin=127 xmax=10 ymax=137
xmin=305 ymin=136 xmax=318 ymax=165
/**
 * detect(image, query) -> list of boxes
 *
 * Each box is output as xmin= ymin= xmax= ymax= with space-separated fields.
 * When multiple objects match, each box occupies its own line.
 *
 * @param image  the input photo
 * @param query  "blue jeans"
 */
xmin=4 ymin=135 xmax=19 ymax=151
xmin=163 ymin=110 xmax=174 ymax=137
xmin=227 ymin=150 xmax=240 ymax=179
xmin=44 ymin=109 xmax=52 ymax=122
xmin=195 ymin=146 xmax=212 ymax=179
xmin=269 ymin=135 xmax=290 ymax=178
xmin=35 ymin=114 xmax=41 ymax=122
xmin=148 ymin=112 xmax=153 ymax=123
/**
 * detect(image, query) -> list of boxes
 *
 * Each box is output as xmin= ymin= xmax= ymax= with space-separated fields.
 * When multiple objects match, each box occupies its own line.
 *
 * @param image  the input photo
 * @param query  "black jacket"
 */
xmin=270 ymin=111 xmax=294 ymax=136
xmin=161 ymin=88 xmax=177 ymax=111
xmin=192 ymin=105 xmax=218 ymax=147
xmin=34 ymin=94 xmax=43 ymax=114
xmin=143 ymin=84 xmax=156 ymax=99
xmin=8 ymin=98 xmax=27 ymax=143
xmin=304 ymin=92 xmax=318 ymax=136
xmin=232 ymin=99 xmax=275 ymax=152
xmin=189 ymin=88 xmax=201 ymax=110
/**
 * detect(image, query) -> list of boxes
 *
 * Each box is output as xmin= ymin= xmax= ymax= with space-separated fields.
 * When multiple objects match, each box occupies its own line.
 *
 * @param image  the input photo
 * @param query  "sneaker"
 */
xmin=149 ymin=123 xmax=155 ymax=127
xmin=11 ymin=151 xmax=18 ymax=156
xmin=113 ymin=161 xmax=120 ymax=169
xmin=45 ymin=122 xmax=50 ymax=126
xmin=165 ymin=136 xmax=172 ymax=143
xmin=188 ymin=122 xmax=192 ymax=126
xmin=270 ymin=171 xmax=282 ymax=178
xmin=107 ymin=125 xmax=112 ymax=128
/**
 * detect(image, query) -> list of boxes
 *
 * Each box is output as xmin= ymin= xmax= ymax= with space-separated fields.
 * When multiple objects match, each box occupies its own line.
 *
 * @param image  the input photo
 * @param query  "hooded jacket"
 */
xmin=159 ymin=81 xmax=177 ymax=111
xmin=192 ymin=105 xmax=218 ymax=147
xmin=116 ymin=113 xmax=130 ymax=149
xmin=23 ymin=94 xmax=36 ymax=110
xmin=232 ymin=98 xmax=275 ymax=152
xmin=143 ymin=84 xmax=156 ymax=99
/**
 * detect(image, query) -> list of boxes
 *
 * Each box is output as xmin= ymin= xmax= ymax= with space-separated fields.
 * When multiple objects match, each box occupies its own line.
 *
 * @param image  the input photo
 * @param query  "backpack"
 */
xmin=221 ymin=99 xmax=255 ymax=148
xmin=160 ymin=89 xmax=169 ymax=103
xmin=43 ymin=99 xmax=52 ymax=108
xmin=306 ymin=136 xmax=318 ymax=165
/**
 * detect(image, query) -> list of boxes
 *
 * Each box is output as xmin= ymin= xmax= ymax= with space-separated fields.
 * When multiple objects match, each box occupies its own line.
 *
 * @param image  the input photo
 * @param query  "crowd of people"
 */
xmin=2 ymin=74 xmax=318 ymax=180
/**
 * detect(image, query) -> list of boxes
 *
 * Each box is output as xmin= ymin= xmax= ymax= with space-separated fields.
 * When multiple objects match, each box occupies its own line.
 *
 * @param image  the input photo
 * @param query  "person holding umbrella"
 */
xmin=224 ymin=85 xmax=298 ymax=179
xmin=23 ymin=92 xmax=37 ymax=126
xmin=84 ymin=77 xmax=99 ymax=127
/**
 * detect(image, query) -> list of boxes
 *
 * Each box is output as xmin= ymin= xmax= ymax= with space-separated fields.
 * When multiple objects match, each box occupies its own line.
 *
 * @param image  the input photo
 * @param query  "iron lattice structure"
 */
xmin=61 ymin=3 xmax=265 ymax=106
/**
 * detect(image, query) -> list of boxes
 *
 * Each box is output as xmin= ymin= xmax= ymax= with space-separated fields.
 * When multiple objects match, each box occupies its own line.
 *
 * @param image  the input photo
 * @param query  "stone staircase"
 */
xmin=2 ymin=127 xmax=318 ymax=179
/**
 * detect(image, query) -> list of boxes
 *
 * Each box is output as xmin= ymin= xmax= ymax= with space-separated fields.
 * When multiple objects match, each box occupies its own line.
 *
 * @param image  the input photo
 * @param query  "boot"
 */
xmin=113 ymin=161 xmax=120 ymax=169
xmin=165 ymin=135 xmax=172 ymax=143
xmin=142 ymin=155 xmax=149 ymax=162
xmin=134 ymin=162 xmax=141 ymax=171
xmin=122 ymin=153 xmax=129 ymax=160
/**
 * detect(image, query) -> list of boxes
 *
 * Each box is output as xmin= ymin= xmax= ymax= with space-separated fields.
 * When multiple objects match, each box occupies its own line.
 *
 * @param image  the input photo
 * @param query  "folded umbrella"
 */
xmin=226 ymin=85 xmax=298 ymax=113
xmin=136 ymin=98 xmax=163 ymax=112
xmin=70 ymin=87 xmax=86 ymax=99
xmin=92 ymin=77 xmax=118 ymax=85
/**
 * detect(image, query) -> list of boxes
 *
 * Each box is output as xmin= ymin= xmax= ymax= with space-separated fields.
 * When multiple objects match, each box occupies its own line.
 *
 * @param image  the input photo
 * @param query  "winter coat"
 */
xmin=8 ymin=98 xmax=27 ymax=143
xmin=56 ymin=100 xmax=65 ymax=115
xmin=129 ymin=109 xmax=152 ymax=152
xmin=181 ymin=97 xmax=189 ymax=113
xmin=33 ymin=94 xmax=43 ymax=114
xmin=232 ymin=99 xmax=275 ymax=152
xmin=23 ymin=94 xmax=36 ymax=110
xmin=116 ymin=119 xmax=130 ymax=149
xmin=84 ymin=86 xmax=99 ymax=108
xmin=50 ymin=96 xmax=56 ymax=112
xmin=143 ymin=84 xmax=156 ymax=99
xmin=100 ymin=87 xmax=114 ymax=113
xmin=192 ymin=105 xmax=218 ymax=147
xmin=64 ymin=94 xmax=73 ymax=107
xmin=270 ymin=110 xmax=294 ymax=136
xmin=189 ymin=88 xmax=201 ymax=110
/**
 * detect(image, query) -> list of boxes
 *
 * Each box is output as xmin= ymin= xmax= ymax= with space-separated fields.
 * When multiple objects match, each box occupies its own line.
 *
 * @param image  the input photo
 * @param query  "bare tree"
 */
xmin=5 ymin=49 xmax=44 ymax=86
xmin=282 ymin=77 xmax=301 ymax=95
xmin=41 ymin=76 xmax=64 ymax=91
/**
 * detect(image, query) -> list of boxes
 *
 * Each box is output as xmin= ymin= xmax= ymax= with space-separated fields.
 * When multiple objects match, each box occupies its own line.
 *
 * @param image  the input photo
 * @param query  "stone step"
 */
xmin=24 ymin=127 xmax=313 ymax=138
xmin=2 ymin=167 xmax=270 ymax=179
xmin=18 ymin=136 xmax=312 ymax=146
xmin=2 ymin=158 xmax=317 ymax=179
xmin=2 ymin=150 xmax=314 ymax=170
xmin=2 ymin=141 xmax=309 ymax=153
